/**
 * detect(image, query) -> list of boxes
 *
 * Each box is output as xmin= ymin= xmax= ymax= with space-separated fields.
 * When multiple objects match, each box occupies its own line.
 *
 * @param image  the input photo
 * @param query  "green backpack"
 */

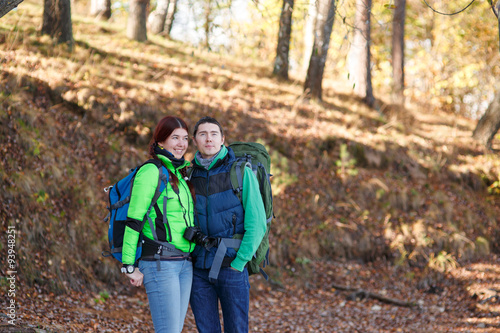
xmin=229 ymin=142 xmax=274 ymax=278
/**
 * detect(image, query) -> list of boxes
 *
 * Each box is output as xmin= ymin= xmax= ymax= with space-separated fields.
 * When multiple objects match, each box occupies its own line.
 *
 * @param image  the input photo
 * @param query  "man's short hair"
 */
xmin=193 ymin=116 xmax=224 ymax=137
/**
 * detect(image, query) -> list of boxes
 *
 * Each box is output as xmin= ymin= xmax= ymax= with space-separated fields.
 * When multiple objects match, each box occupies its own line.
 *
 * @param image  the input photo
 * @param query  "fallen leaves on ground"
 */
xmin=4 ymin=256 xmax=499 ymax=332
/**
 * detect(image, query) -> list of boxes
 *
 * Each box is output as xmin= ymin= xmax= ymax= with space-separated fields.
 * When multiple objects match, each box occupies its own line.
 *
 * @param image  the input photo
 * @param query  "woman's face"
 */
xmin=158 ymin=128 xmax=189 ymax=159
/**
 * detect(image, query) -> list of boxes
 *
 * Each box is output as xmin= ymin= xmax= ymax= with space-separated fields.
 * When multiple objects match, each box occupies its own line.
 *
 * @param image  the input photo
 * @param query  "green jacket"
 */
xmin=122 ymin=155 xmax=195 ymax=265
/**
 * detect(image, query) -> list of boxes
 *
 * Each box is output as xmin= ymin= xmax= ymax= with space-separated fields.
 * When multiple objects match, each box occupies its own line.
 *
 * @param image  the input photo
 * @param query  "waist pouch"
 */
xmin=141 ymin=237 xmax=190 ymax=261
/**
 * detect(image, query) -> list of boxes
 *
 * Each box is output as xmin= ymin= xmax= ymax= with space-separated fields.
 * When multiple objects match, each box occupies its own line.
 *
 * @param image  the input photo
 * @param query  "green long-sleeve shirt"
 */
xmin=231 ymin=165 xmax=267 ymax=271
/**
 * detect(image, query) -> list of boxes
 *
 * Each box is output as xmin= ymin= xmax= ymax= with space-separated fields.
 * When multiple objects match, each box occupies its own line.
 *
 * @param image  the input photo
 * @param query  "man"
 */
xmin=188 ymin=116 xmax=266 ymax=333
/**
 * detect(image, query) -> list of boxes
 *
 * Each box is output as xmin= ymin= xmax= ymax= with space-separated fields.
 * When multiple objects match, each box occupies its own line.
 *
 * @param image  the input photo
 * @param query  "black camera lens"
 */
xmin=194 ymin=233 xmax=209 ymax=246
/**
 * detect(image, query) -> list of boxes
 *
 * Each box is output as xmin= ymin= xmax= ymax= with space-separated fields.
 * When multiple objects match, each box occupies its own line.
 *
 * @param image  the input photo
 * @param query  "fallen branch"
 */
xmin=479 ymin=295 xmax=500 ymax=304
xmin=331 ymin=282 xmax=416 ymax=308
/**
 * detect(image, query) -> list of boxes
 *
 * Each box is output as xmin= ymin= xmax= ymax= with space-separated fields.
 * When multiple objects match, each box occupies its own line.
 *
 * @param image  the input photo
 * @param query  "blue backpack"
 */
xmin=103 ymin=159 xmax=169 ymax=264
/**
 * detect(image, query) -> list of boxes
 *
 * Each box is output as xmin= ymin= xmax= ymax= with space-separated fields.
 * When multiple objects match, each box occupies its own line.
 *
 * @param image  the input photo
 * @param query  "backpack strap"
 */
xmin=146 ymin=166 xmax=168 ymax=244
xmin=232 ymin=158 xmax=252 ymax=199
xmin=255 ymin=162 xmax=274 ymax=223
xmin=259 ymin=248 xmax=270 ymax=280
xmin=259 ymin=267 xmax=269 ymax=280
xmin=208 ymin=237 xmax=242 ymax=284
xmin=186 ymin=166 xmax=194 ymax=181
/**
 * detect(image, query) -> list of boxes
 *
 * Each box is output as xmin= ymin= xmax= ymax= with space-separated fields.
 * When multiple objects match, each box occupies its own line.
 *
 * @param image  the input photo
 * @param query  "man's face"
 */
xmin=193 ymin=123 xmax=225 ymax=159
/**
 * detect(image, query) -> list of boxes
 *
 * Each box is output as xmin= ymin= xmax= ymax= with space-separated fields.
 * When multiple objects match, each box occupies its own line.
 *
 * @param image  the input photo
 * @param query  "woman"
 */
xmin=121 ymin=116 xmax=195 ymax=333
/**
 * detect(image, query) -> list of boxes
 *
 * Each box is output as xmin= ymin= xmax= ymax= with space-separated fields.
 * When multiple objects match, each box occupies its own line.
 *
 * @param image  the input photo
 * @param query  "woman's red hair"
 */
xmin=149 ymin=116 xmax=195 ymax=201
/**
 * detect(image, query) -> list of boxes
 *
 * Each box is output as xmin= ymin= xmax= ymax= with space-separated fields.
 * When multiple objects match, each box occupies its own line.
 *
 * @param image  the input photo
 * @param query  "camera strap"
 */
xmin=209 ymin=238 xmax=242 ymax=284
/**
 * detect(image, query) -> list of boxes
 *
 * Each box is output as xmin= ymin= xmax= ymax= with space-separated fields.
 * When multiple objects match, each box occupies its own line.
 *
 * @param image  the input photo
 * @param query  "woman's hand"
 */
xmin=127 ymin=268 xmax=144 ymax=287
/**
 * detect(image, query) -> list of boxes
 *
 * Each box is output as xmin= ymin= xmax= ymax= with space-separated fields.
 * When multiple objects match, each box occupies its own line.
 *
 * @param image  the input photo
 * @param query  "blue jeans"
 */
xmin=139 ymin=259 xmax=193 ymax=333
xmin=190 ymin=267 xmax=250 ymax=333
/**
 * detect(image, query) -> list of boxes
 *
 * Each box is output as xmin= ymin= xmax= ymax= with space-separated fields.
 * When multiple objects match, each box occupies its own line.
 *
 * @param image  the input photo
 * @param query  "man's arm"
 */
xmin=231 ymin=166 xmax=266 ymax=271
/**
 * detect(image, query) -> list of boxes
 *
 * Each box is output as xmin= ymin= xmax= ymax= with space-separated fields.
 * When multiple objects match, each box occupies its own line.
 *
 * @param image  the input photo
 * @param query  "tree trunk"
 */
xmin=164 ymin=0 xmax=177 ymax=36
xmin=473 ymin=91 xmax=500 ymax=149
xmin=302 ymin=0 xmax=316 ymax=75
xmin=42 ymin=0 xmax=74 ymax=47
xmin=273 ymin=0 xmax=294 ymax=80
xmin=348 ymin=0 xmax=374 ymax=107
xmin=90 ymin=0 xmax=111 ymax=20
xmin=497 ymin=1 xmax=500 ymax=53
xmin=148 ymin=0 xmax=169 ymax=34
xmin=303 ymin=0 xmax=336 ymax=101
xmin=392 ymin=0 xmax=406 ymax=106
xmin=204 ymin=0 xmax=213 ymax=49
xmin=127 ymin=0 xmax=148 ymax=42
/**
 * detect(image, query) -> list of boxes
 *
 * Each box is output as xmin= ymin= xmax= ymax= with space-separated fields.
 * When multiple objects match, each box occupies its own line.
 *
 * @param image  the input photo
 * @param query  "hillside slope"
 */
xmin=1 ymin=0 xmax=500 ymax=324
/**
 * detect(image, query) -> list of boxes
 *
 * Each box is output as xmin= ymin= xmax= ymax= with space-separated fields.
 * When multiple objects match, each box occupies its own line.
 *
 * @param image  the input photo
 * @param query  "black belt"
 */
xmin=141 ymin=256 xmax=191 ymax=261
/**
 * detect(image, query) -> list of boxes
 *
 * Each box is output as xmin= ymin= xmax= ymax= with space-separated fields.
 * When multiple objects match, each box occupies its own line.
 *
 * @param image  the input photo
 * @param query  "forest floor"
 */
xmin=3 ymin=256 xmax=500 ymax=332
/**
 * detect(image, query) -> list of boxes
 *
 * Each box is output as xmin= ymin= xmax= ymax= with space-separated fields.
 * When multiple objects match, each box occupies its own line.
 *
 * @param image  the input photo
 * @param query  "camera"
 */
xmin=184 ymin=227 xmax=215 ymax=249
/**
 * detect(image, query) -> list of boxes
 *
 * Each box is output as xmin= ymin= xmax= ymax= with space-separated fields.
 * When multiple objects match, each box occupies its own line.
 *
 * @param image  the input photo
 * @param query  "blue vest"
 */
xmin=190 ymin=148 xmax=245 ymax=270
